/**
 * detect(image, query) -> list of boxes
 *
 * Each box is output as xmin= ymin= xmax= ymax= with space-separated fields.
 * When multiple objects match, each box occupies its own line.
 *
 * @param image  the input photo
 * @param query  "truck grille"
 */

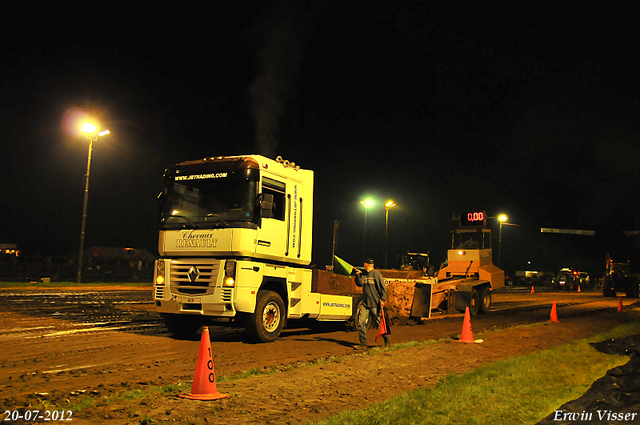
xmin=169 ymin=260 xmax=220 ymax=295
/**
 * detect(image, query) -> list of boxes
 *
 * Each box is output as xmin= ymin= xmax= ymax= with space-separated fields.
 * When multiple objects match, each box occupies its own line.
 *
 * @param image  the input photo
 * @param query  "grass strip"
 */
xmin=312 ymin=322 xmax=640 ymax=425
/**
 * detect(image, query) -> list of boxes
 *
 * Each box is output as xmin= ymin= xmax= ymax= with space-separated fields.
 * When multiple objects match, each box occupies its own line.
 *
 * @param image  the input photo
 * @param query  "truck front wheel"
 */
xmin=247 ymin=290 xmax=285 ymax=343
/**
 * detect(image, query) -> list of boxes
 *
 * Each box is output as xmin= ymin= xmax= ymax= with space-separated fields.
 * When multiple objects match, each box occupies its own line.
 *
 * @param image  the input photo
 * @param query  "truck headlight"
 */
xmin=224 ymin=260 xmax=236 ymax=287
xmin=155 ymin=260 xmax=165 ymax=286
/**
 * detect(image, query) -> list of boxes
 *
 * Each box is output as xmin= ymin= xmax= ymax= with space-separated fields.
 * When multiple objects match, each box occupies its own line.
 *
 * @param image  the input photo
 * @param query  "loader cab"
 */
xmin=454 ymin=228 xmax=491 ymax=250
xmin=437 ymin=227 xmax=504 ymax=289
xmin=448 ymin=228 xmax=493 ymax=268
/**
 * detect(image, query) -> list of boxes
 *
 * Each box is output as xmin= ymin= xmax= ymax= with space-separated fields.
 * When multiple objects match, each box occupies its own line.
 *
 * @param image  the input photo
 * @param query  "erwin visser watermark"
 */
xmin=553 ymin=410 xmax=638 ymax=422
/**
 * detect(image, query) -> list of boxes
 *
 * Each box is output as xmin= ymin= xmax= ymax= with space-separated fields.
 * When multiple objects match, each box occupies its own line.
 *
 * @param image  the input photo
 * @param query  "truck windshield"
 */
xmin=160 ymin=179 xmax=257 ymax=229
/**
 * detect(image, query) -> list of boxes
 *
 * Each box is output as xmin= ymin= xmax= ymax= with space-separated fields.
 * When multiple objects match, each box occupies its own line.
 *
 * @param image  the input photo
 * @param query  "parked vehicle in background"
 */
xmin=602 ymin=256 xmax=639 ymax=298
xmin=553 ymin=268 xmax=580 ymax=290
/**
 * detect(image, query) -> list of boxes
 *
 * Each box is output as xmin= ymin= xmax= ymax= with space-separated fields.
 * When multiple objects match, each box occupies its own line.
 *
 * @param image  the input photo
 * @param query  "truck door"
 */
xmin=257 ymin=176 xmax=288 ymax=260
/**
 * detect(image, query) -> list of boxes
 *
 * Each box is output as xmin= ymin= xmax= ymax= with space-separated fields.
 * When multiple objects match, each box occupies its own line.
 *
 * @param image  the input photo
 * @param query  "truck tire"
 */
xmin=625 ymin=281 xmax=640 ymax=298
xmin=161 ymin=313 xmax=201 ymax=338
xmin=479 ymin=286 xmax=491 ymax=314
xmin=246 ymin=290 xmax=285 ymax=343
xmin=354 ymin=299 xmax=373 ymax=331
xmin=345 ymin=296 xmax=363 ymax=331
xmin=469 ymin=288 xmax=480 ymax=315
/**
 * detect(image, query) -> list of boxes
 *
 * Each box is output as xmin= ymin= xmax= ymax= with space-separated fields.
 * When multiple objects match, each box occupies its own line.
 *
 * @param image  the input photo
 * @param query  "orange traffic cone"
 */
xmin=550 ymin=300 xmax=559 ymax=322
xmin=531 ymin=286 xmax=535 ymax=294
xmin=618 ymin=297 xmax=624 ymax=312
xmin=578 ymin=286 xmax=581 ymax=293
xmin=180 ymin=326 xmax=228 ymax=400
xmin=459 ymin=306 xmax=477 ymax=343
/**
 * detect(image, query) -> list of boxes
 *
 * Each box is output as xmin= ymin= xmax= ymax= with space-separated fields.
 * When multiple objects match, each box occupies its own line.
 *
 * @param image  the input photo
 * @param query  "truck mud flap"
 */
xmin=410 ymin=283 xmax=432 ymax=318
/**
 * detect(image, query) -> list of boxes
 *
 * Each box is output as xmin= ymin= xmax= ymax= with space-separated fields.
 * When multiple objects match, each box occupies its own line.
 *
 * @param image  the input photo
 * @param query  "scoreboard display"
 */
xmin=460 ymin=211 xmax=486 ymax=227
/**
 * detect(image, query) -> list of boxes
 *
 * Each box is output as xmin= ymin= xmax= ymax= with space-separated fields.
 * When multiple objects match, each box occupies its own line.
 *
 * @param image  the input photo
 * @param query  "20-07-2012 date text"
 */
xmin=3 ymin=410 xmax=72 ymax=422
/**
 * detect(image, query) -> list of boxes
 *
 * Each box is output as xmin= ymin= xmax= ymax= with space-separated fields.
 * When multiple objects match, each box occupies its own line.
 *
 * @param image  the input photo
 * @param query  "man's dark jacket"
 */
xmin=355 ymin=268 xmax=387 ymax=308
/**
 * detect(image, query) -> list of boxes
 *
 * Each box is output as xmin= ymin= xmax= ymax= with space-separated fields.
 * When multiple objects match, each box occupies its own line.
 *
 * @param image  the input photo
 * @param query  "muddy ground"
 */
xmin=0 ymin=287 xmax=638 ymax=424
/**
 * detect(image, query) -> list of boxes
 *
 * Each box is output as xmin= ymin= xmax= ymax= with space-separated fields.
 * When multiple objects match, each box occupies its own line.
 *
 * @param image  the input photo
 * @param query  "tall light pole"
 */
xmin=498 ymin=214 xmax=508 ymax=268
xmin=384 ymin=200 xmax=396 ymax=268
xmin=77 ymin=122 xmax=110 ymax=283
xmin=361 ymin=199 xmax=373 ymax=262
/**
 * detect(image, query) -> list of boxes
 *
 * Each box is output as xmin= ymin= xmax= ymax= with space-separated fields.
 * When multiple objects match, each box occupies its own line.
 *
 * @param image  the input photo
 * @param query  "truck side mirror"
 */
xmin=261 ymin=193 xmax=274 ymax=218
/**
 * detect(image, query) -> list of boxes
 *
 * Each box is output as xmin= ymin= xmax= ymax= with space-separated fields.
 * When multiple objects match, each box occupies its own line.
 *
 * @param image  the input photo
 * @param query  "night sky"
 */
xmin=2 ymin=1 xmax=639 ymax=276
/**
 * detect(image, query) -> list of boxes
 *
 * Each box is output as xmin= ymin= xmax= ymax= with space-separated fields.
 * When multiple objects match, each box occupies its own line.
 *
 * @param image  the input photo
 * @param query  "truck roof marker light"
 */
xmin=458 ymin=250 xmax=466 ymax=256
xmin=275 ymin=156 xmax=301 ymax=170
xmin=262 ymin=163 xmax=268 ymax=169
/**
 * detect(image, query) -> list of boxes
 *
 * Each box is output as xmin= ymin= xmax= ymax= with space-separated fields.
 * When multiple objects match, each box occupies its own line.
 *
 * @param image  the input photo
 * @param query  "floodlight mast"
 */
xmin=384 ymin=200 xmax=396 ymax=268
xmin=77 ymin=122 xmax=110 ymax=283
xmin=498 ymin=214 xmax=508 ymax=268
xmin=361 ymin=199 xmax=373 ymax=262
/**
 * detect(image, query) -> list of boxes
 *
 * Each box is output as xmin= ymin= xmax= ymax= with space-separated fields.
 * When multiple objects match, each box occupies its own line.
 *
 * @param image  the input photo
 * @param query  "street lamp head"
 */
xmin=385 ymin=200 xmax=396 ymax=210
xmin=361 ymin=199 xmax=373 ymax=208
xmin=81 ymin=122 xmax=97 ymax=134
xmin=498 ymin=214 xmax=508 ymax=222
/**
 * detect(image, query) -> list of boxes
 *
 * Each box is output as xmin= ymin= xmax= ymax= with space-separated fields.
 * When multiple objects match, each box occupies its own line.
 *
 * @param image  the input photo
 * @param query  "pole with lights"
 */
xmin=498 ymin=214 xmax=508 ymax=268
xmin=361 ymin=199 xmax=373 ymax=262
xmin=77 ymin=122 xmax=110 ymax=283
xmin=384 ymin=200 xmax=396 ymax=268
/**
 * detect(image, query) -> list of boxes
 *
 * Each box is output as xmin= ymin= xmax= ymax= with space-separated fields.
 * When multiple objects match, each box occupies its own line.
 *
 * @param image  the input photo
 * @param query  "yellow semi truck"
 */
xmin=152 ymin=155 xmax=354 ymax=342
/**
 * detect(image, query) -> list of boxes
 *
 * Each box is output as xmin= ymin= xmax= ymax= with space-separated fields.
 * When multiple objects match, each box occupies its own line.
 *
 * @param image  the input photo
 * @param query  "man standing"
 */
xmin=354 ymin=258 xmax=390 ymax=349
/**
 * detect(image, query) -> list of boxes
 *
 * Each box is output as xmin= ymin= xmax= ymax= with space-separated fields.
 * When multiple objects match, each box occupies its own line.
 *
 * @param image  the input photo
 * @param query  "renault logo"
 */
xmin=187 ymin=266 xmax=200 ymax=282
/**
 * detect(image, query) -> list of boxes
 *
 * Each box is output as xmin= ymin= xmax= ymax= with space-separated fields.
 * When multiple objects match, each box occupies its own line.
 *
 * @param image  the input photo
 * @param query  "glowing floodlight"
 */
xmin=81 ymin=122 xmax=97 ymax=134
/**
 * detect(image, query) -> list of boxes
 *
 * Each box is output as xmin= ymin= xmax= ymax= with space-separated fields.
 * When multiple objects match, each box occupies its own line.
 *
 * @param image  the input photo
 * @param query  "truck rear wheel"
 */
xmin=479 ymin=286 xmax=491 ymax=314
xmin=246 ymin=290 xmax=285 ymax=343
xmin=354 ymin=299 xmax=372 ymax=331
xmin=161 ymin=313 xmax=202 ymax=338
xmin=469 ymin=288 xmax=480 ymax=315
